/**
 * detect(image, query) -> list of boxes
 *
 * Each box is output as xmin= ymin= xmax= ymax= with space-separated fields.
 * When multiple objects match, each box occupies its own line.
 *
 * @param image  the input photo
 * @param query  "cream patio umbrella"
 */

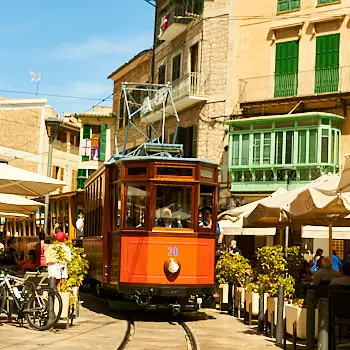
xmin=286 ymin=171 xmax=350 ymax=259
xmin=0 ymin=194 xmax=44 ymax=214
xmin=0 ymin=162 xmax=66 ymax=196
xmin=242 ymin=174 xmax=341 ymax=229
xmin=218 ymin=188 xmax=287 ymax=223
xmin=0 ymin=212 xmax=29 ymax=218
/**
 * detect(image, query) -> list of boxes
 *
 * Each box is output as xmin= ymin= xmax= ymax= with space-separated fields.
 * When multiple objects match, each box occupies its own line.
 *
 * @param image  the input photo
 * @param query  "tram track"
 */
xmin=117 ymin=316 xmax=199 ymax=350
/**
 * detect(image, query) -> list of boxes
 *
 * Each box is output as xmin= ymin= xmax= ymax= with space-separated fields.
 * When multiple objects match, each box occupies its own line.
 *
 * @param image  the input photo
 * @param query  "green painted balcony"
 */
xmin=239 ymin=66 xmax=350 ymax=103
xmin=226 ymin=112 xmax=343 ymax=193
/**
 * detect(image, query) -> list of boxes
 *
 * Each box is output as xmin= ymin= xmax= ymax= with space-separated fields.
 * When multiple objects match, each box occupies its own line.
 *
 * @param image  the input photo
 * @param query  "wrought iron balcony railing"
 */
xmin=239 ymin=66 xmax=350 ymax=103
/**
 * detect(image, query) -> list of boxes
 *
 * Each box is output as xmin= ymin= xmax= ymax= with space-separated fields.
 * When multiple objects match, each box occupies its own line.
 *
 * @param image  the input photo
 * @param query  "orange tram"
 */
xmin=83 ymin=144 xmax=219 ymax=313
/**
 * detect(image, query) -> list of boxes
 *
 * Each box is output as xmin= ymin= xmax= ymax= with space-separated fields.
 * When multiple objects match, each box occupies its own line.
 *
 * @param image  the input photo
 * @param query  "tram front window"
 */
xmin=155 ymin=186 xmax=192 ymax=228
xmin=125 ymin=185 xmax=146 ymax=228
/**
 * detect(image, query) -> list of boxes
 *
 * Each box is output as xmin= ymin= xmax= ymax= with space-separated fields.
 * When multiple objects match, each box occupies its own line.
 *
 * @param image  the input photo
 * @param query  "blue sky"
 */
xmin=0 ymin=1 xmax=155 ymax=114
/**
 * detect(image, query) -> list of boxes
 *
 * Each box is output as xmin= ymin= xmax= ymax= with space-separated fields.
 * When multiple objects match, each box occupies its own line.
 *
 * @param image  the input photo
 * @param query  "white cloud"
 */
xmin=49 ymin=35 xmax=152 ymax=61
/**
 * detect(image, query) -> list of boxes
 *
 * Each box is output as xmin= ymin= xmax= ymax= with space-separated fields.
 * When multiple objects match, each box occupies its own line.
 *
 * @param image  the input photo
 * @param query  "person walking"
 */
xmin=332 ymin=250 xmax=343 ymax=272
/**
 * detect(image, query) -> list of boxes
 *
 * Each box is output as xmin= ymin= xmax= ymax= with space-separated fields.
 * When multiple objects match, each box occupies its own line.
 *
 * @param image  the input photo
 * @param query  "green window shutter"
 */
xmin=191 ymin=125 xmax=198 ymax=157
xmin=318 ymin=0 xmax=338 ymax=4
xmin=77 ymin=169 xmax=87 ymax=189
xmin=83 ymin=124 xmax=91 ymax=139
xmin=253 ymin=134 xmax=261 ymax=165
xmin=277 ymin=0 xmax=300 ymax=12
xmin=194 ymin=0 xmax=204 ymax=14
xmin=99 ymin=125 xmax=107 ymax=161
xmin=82 ymin=125 xmax=91 ymax=162
xmin=274 ymin=40 xmax=299 ymax=97
xmin=290 ymin=0 xmax=300 ymax=10
xmin=315 ymin=34 xmax=340 ymax=93
xmin=277 ymin=0 xmax=289 ymax=12
xmin=263 ymin=133 xmax=271 ymax=164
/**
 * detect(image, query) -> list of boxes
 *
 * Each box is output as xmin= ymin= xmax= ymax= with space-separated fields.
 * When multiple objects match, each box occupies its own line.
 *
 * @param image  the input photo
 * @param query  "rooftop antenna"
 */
xmin=30 ymin=71 xmax=41 ymax=98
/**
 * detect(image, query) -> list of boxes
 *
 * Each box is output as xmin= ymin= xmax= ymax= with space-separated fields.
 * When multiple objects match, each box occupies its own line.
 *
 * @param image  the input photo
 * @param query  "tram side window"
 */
xmin=155 ymin=186 xmax=192 ymax=229
xmin=125 ymin=185 xmax=146 ymax=228
xmin=110 ymin=184 xmax=121 ymax=230
xmin=198 ymin=185 xmax=215 ymax=229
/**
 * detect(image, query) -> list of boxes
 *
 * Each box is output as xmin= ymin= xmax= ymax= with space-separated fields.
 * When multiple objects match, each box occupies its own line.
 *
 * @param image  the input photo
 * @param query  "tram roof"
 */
xmin=105 ymin=155 xmax=218 ymax=166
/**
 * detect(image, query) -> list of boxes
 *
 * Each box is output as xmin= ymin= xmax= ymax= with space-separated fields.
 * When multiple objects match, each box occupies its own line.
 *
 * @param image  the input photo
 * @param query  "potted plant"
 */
xmin=250 ymin=246 xmax=295 ymax=321
xmin=216 ymin=251 xmax=252 ymax=311
xmin=284 ymin=246 xmax=317 ymax=339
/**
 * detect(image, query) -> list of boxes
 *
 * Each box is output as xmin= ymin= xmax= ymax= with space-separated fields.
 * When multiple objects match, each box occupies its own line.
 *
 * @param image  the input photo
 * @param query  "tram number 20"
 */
xmin=168 ymin=246 xmax=179 ymax=257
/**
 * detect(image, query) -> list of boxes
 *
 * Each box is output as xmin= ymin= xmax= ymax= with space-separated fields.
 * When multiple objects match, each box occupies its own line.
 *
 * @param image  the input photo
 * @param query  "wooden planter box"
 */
xmin=245 ymin=291 xmax=267 ymax=316
xmin=285 ymin=304 xmax=318 ymax=339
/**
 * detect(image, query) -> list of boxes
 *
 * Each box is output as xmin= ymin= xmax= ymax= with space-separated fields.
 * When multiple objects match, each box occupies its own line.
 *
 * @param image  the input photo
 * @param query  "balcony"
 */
xmin=142 ymin=72 xmax=208 ymax=123
xmin=158 ymin=4 xmax=192 ymax=42
xmin=239 ymin=66 xmax=350 ymax=103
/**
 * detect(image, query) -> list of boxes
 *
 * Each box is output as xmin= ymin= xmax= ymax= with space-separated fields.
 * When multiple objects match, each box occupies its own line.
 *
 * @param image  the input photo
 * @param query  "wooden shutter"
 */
xmin=99 ymin=125 xmax=107 ymax=161
xmin=77 ymin=169 xmax=87 ymax=189
xmin=274 ymin=40 xmax=299 ymax=97
xmin=315 ymin=34 xmax=340 ymax=93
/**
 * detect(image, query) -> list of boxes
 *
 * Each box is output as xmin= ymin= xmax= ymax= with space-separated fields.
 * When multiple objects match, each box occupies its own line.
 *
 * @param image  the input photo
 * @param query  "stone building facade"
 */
xmin=0 ymin=97 xmax=80 ymax=193
xmin=109 ymin=0 xmax=236 ymax=209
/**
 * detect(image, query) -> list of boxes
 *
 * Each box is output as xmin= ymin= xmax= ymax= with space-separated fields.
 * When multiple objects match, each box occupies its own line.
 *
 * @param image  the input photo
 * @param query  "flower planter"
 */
xmin=267 ymin=296 xmax=286 ymax=325
xmin=285 ymin=304 xmax=318 ymax=339
xmin=245 ymin=291 xmax=267 ymax=316
xmin=234 ymin=286 xmax=245 ymax=310
xmin=56 ymin=292 xmax=70 ymax=319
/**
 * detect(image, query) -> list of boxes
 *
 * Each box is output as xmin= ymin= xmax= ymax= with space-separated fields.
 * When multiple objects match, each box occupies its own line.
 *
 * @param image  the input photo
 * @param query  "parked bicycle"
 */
xmin=0 ymin=266 xmax=63 ymax=330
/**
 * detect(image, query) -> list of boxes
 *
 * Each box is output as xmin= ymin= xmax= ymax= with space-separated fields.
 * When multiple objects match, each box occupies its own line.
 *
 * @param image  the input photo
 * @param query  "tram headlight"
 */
xmin=164 ymin=258 xmax=181 ymax=281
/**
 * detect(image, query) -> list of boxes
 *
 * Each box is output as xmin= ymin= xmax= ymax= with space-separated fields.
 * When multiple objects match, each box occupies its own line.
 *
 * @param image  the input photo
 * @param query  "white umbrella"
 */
xmin=0 ymin=193 xmax=44 ymax=214
xmin=219 ymin=218 xmax=276 ymax=236
xmin=0 ymin=212 xmax=29 ymax=218
xmin=218 ymin=188 xmax=287 ymax=222
xmin=0 ymin=163 xmax=66 ymax=196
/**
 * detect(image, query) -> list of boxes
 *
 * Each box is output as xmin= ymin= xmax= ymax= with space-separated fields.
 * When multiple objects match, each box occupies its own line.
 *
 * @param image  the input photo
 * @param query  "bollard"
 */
xmin=306 ymin=288 xmax=316 ymax=350
xmin=258 ymin=284 xmax=265 ymax=332
xmin=237 ymin=296 xmax=241 ymax=319
xmin=48 ymin=277 xmax=56 ymax=324
xmin=276 ymin=285 xmax=285 ymax=346
xmin=317 ymin=298 xmax=329 ymax=350
xmin=228 ymin=283 xmax=233 ymax=316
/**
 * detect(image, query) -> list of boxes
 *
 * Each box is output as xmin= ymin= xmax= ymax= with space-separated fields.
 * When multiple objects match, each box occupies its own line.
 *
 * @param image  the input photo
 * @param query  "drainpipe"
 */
xmin=151 ymin=3 xmax=158 ymax=84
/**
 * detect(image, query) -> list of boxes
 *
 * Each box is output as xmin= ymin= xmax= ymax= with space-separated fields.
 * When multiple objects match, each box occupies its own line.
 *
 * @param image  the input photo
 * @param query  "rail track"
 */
xmin=117 ymin=316 xmax=199 ymax=350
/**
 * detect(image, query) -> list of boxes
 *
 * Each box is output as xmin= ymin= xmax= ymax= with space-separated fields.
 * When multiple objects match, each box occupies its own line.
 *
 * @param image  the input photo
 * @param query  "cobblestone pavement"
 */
xmin=0 ymin=294 xmax=304 ymax=350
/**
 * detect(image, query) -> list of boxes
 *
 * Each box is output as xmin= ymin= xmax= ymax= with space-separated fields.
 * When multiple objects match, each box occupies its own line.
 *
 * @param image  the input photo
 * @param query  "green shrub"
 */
xmin=216 ymin=251 xmax=252 ymax=287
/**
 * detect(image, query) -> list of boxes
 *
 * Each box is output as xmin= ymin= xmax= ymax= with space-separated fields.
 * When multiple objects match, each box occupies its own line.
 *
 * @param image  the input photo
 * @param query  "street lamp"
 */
xmin=44 ymin=117 xmax=61 ymax=236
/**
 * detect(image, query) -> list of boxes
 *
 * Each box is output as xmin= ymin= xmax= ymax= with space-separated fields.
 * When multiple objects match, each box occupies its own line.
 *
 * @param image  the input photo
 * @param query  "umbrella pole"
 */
xmin=285 ymin=226 xmax=289 ymax=251
xmin=329 ymin=223 xmax=333 ymax=262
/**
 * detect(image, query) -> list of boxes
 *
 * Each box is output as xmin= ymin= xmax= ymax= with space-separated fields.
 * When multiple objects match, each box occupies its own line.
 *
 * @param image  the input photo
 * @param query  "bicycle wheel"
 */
xmin=25 ymin=286 xmax=63 ymax=331
xmin=0 ymin=284 xmax=7 ymax=314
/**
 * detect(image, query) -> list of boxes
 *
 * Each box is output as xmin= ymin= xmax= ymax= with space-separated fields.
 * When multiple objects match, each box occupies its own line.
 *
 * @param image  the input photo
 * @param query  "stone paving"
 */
xmin=0 ymin=294 xmax=304 ymax=350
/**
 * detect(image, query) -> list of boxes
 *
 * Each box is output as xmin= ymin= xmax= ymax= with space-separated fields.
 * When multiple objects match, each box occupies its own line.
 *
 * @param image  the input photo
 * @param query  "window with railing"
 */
xmin=227 ymin=113 xmax=342 ymax=190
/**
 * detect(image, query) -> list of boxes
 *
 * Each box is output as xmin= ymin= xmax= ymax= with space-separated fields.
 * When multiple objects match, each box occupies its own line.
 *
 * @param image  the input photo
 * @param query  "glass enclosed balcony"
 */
xmin=227 ymin=112 xmax=343 ymax=192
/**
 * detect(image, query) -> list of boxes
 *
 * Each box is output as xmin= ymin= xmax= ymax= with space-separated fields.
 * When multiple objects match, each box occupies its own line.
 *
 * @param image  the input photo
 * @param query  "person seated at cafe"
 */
xmin=312 ymin=257 xmax=341 ymax=286
xmin=157 ymin=208 xmax=182 ymax=228
xmin=18 ymin=249 xmax=37 ymax=273
xmin=6 ymin=237 xmax=19 ymax=265
xmin=331 ymin=262 xmax=350 ymax=286
xmin=199 ymin=208 xmax=223 ymax=247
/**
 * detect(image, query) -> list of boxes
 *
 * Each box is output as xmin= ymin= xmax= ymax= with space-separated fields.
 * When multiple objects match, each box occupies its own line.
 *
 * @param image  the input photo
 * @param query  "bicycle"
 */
xmin=0 ymin=266 xmax=63 ymax=331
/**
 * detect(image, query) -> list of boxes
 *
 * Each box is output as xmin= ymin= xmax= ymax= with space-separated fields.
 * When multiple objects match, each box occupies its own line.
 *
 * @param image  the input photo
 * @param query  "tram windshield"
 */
xmin=125 ymin=185 xmax=146 ymax=228
xmin=155 ymin=186 xmax=192 ymax=228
